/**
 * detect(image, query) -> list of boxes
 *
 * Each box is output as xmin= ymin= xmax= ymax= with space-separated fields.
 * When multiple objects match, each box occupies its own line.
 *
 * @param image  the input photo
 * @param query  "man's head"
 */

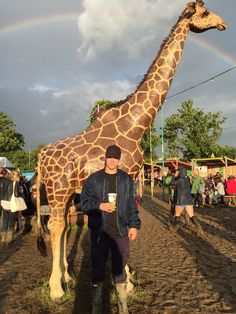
xmin=105 ymin=145 xmax=121 ymax=174
xmin=105 ymin=145 xmax=121 ymax=160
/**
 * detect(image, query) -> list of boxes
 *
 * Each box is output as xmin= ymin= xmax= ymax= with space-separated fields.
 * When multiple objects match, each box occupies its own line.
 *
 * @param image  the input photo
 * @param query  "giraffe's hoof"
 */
xmin=52 ymin=295 xmax=68 ymax=305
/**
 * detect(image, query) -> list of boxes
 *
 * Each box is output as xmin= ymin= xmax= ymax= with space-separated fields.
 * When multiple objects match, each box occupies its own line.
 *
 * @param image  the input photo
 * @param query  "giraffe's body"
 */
xmin=37 ymin=0 xmax=227 ymax=301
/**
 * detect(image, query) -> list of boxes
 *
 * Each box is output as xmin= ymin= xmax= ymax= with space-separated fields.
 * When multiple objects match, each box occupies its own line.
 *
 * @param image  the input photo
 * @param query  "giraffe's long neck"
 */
xmin=120 ymin=18 xmax=190 ymax=140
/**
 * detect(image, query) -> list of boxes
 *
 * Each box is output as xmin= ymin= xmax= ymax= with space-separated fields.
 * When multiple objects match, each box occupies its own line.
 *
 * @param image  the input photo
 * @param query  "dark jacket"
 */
xmin=172 ymin=167 xmax=193 ymax=205
xmin=80 ymin=169 xmax=141 ymax=237
xmin=0 ymin=177 xmax=19 ymax=201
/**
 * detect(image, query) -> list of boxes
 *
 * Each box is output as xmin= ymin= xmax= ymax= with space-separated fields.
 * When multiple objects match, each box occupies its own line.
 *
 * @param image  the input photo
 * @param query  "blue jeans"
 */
xmin=91 ymin=232 xmax=130 ymax=284
xmin=2 ymin=209 xmax=18 ymax=231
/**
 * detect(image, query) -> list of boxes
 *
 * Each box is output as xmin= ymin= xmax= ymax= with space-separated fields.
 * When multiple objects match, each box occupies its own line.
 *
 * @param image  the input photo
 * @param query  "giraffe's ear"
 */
xmin=196 ymin=0 xmax=204 ymax=7
xmin=185 ymin=2 xmax=196 ymax=17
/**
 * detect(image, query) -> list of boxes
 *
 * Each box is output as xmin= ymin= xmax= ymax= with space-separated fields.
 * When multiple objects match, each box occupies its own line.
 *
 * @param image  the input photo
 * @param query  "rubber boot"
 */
xmin=115 ymin=283 xmax=129 ymax=314
xmin=0 ymin=231 xmax=6 ymax=244
xmin=191 ymin=216 xmax=204 ymax=235
xmin=40 ymin=216 xmax=50 ymax=235
xmin=5 ymin=230 xmax=14 ymax=244
xmin=91 ymin=282 xmax=103 ymax=314
xmin=183 ymin=210 xmax=190 ymax=226
xmin=173 ymin=216 xmax=180 ymax=231
xmin=22 ymin=222 xmax=32 ymax=235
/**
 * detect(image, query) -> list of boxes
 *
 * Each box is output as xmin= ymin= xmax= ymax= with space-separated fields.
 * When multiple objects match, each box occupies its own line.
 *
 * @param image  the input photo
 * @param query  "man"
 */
xmin=80 ymin=145 xmax=141 ymax=314
xmin=171 ymin=167 xmax=203 ymax=235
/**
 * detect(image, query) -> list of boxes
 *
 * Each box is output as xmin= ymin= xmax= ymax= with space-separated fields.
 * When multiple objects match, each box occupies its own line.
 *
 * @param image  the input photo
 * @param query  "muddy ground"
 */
xmin=0 ymin=190 xmax=236 ymax=314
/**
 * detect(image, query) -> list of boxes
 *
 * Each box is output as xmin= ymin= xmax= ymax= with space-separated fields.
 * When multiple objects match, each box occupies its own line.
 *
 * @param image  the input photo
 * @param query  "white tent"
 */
xmin=0 ymin=157 xmax=15 ymax=169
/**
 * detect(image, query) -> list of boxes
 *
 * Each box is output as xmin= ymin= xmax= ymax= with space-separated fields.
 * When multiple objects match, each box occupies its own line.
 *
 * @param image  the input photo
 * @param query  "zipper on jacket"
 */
xmin=97 ymin=177 xmax=106 ymax=243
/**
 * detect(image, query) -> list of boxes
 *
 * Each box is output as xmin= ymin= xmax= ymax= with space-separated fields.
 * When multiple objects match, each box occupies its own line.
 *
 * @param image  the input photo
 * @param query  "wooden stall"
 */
xmin=192 ymin=156 xmax=236 ymax=178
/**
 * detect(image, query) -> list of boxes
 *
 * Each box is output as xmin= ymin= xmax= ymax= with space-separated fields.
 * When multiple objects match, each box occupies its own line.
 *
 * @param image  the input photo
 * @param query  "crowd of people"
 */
xmin=164 ymin=169 xmax=236 ymax=208
xmin=0 ymin=166 xmax=51 ymax=246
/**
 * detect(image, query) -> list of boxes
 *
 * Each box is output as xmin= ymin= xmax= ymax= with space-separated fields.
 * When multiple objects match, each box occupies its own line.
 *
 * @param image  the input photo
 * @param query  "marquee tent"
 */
xmin=0 ymin=157 xmax=15 ymax=170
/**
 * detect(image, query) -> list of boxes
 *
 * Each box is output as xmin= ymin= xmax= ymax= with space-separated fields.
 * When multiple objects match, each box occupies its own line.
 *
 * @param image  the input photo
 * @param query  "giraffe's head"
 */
xmin=185 ymin=0 xmax=227 ymax=33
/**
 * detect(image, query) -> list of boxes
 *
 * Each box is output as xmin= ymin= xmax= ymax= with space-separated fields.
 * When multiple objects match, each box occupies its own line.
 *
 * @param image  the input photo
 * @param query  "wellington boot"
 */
xmin=191 ymin=216 xmax=204 ymax=236
xmin=172 ymin=216 xmax=180 ymax=231
xmin=0 ymin=231 xmax=6 ymax=244
xmin=5 ymin=230 xmax=14 ymax=244
xmin=91 ymin=282 xmax=103 ymax=314
xmin=115 ymin=283 xmax=129 ymax=314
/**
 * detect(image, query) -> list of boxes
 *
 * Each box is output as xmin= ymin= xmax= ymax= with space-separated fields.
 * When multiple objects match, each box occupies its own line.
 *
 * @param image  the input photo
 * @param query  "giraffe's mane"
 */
xmin=94 ymin=7 xmax=192 ymax=116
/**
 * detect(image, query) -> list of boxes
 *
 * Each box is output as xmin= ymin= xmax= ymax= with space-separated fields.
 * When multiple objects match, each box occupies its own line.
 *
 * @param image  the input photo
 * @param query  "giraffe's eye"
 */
xmin=202 ymin=10 xmax=209 ymax=17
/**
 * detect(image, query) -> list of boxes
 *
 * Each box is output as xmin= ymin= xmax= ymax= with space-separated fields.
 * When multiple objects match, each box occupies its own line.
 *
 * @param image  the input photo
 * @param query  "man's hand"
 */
xmin=128 ymin=228 xmax=138 ymax=240
xmin=99 ymin=202 xmax=116 ymax=213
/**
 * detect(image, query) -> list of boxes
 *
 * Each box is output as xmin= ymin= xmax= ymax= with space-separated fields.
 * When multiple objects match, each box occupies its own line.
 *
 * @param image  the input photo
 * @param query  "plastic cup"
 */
xmin=108 ymin=193 xmax=117 ymax=205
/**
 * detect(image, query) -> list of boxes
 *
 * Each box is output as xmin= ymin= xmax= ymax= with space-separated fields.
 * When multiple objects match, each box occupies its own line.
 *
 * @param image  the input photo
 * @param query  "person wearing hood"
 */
xmin=171 ymin=167 xmax=203 ymax=235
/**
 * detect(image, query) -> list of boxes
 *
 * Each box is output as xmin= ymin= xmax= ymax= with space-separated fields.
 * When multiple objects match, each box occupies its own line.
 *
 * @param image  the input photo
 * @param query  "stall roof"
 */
xmin=192 ymin=157 xmax=236 ymax=167
xmin=145 ymin=159 xmax=192 ymax=169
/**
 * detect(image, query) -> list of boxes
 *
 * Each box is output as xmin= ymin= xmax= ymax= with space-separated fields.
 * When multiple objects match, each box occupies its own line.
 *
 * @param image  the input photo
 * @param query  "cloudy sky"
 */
xmin=0 ymin=0 xmax=235 ymax=154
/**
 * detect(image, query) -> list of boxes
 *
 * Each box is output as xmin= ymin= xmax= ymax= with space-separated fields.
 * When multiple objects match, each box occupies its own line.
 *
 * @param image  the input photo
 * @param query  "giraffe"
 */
xmin=36 ymin=0 xmax=227 ymax=302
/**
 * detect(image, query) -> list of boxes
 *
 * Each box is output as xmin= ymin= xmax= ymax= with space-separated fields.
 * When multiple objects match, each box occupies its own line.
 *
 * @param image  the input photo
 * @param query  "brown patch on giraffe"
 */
xmin=157 ymin=67 xmax=172 ymax=80
xmin=116 ymin=135 xmax=137 ymax=151
xmin=133 ymin=148 xmax=143 ymax=162
xmin=56 ymin=143 xmax=67 ymax=149
xmin=100 ymin=109 xmax=120 ymax=125
xmin=176 ymin=27 xmax=182 ymax=34
xmin=73 ymin=143 xmax=90 ymax=156
xmin=83 ymin=129 xmax=100 ymax=143
xmin=144 ymin=100 xmax=151 ymax=110
xmin=148 ymin=65 xmax=157 ymax=75
xmin=154 ymin=74 xmax=162 ymax=81
xmin=157 ymin=58 xmax=166 ymax=67
xmin=136 ymin=92 xmax=147 ymax=104
xmin=155 ymin=81 xmax=169 ymax=93
xmin=68 ymin=138 xmax=85 ymax=148
xmin=139 ymin=82 xmax=149 ymax=92
xmin=129 ymin=104 xmax=143 ymax=117
xmin=121 ymin=103 xmax=129 ymax=115
xmin=57 ymin=157 xmax=68 ymax=167
xmin=51 ymin=150 xmax=62 ymax=159
xmin=100 ymin=123 xmax=117 ymax=138
xmin=139 ymin=113 xmax=152 ymax=128
xmin=174 ymin=51 xmax=180 ymax=61
xmin=148 ymin=80 xmax=155 ymax=89
xmin=87 ymin=146 xmax=105 ymax=160
xmin=130 ymin=164 xmax=140 ymax=173
xmin=94 ymin=138 xmax=115 ymax=148
xmin=149 ymin=92 xmax=158 ymax=104
xmin=127 ymin=127 xmax=145 ymax=141
xmin=116 ymin=115 xmax=133 ymax=133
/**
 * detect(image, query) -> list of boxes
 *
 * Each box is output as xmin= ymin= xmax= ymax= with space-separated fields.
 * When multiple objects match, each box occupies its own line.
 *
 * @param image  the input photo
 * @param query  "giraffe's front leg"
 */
xmin=63 ymin=212 xmax=73 ymax=284
xmin=49 ymin=216 xmax=65 ymax=302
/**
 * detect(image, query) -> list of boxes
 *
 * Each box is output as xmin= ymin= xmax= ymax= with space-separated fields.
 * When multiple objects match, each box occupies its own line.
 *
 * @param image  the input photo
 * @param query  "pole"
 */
xmin=161 ymin=106 xmax=165 ymax=200
xmin=28 ymin=145 xmax=31 ymax=171
xmin=150 ymin=126 xmax=154 ymax=198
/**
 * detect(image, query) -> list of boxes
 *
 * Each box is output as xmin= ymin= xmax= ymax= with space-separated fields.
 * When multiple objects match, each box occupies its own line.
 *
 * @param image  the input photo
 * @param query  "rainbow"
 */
xmin=0 ymin=13 xmax=80 ymax=37
xmin=189 ymin=36 xmax=236 ymax=67
xmin=0 ymin=14 xmax=235 ymax=67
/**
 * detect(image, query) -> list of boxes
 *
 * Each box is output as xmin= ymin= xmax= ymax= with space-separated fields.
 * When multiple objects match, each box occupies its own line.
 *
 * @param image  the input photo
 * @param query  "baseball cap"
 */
xmin=105 ymin=145 xmax=121 ymax=159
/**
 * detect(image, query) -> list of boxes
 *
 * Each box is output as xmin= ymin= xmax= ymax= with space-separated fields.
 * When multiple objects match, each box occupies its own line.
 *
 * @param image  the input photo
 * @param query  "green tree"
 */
xmin=0 ymin=111 xmax=25 ymax=158
xmin=30 ymin=143 xmax=45 ymax=170
xmin=211 ymin=144 xmax=236 ymax=159
xmin=163 ymin=99 xmax=226 ymax=160
xmin=89 ymin=100 xmax=159 ymax=160
xmin=10 ymin=150 xmax=29 ymax=171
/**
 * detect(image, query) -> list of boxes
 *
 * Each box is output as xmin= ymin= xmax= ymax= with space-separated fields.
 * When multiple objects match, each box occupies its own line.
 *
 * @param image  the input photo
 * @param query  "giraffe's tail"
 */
xmin=36 ymin=155 xmax=48 ymax=257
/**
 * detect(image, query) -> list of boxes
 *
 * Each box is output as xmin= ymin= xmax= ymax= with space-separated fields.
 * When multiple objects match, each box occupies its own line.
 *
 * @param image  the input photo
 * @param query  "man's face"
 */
xmin=105 ymin=157 xmax=120 ymax=172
